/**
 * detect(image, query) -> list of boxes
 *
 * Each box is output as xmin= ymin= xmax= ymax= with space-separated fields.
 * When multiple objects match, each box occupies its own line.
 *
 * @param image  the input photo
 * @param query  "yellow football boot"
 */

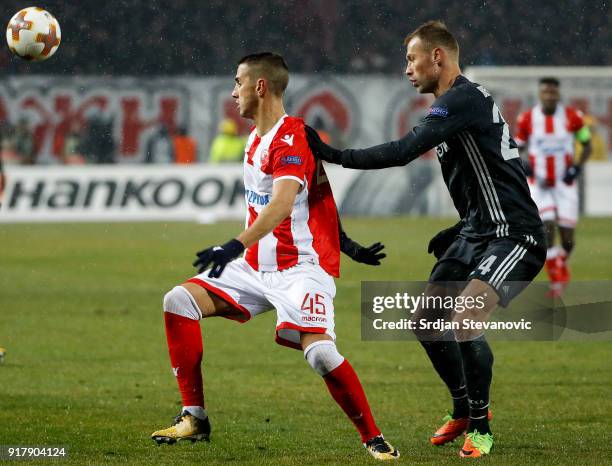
xmin=152 ymin=411 xmax=211 ymax=444
xmin=364 ymin=435 xmax=400 ymax=461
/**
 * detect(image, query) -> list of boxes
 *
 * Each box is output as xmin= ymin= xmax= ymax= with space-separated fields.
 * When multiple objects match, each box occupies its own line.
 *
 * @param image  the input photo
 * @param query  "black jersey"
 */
xmin=340 ymin=75 xmax=543 ymax=239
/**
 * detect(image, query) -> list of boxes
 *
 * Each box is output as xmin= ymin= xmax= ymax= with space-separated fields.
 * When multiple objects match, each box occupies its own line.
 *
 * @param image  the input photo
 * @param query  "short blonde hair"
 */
xmin=404 ymin=20 xmax=459 ymax=59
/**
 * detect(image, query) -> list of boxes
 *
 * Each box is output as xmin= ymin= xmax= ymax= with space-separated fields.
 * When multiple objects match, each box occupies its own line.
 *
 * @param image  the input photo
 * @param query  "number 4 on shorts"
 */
xmin=301 ymin=293 xmax=326 ymax=315
xmin=477 ymin=255 xmax=498 ymax=275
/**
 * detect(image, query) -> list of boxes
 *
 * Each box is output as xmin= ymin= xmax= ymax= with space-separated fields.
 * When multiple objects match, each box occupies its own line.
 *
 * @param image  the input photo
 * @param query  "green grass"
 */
xmin=1 ymin=217 xmax=611 ymax=465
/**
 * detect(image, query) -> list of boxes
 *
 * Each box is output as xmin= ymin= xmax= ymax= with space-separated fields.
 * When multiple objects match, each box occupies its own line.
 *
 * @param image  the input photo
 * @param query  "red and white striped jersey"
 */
xmin=242 ymin=115 xmax=340 ymax=277
xmin=515 ymin=104 xmax=585 ymax=186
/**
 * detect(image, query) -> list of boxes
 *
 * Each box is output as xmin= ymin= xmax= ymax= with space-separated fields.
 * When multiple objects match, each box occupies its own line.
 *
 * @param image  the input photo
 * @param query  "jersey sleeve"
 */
xmin=340 ymin=86 xmax=478 ymax=169
xmin=567 ymin=108 xmax=585 ymax=133
xmin=514 ymin=111 xmax=530 ymax=146
xmin=270 ymin=126 xmax=311 ymax=185
xmin=566 ymin=108 xmax=592 ymax=143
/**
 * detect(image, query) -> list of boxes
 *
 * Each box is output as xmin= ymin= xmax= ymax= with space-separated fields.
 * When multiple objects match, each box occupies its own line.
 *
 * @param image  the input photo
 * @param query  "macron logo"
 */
xmin=280 ymin=134 xmax=294 ymax=146
xmin=172 ymin=367 xmax=179 ymax=377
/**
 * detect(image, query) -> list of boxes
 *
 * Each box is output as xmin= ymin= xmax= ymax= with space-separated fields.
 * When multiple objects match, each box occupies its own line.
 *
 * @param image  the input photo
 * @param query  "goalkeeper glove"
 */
xmin=340 ymin=231 xmax=386 ymax=265
xmin=427 ymin=221 xmax=463 ymax=259
xmin=193 ymin=238 xmax=245 ymax=278
xmin=304 ymin=125 xmax=342 ymax=164
xmin=563 ymin=164 xmax=580 ymax=184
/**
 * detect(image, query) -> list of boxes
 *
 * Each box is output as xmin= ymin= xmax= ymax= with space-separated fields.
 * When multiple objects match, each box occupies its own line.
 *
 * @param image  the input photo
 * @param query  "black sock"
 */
xmin=459 ymin=335 xmax=494 ymax=435
xmin=420 ymin=334 xmax=468 ymax=418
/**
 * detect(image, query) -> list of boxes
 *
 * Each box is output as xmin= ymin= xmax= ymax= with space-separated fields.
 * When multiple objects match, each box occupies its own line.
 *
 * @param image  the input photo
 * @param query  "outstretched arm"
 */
xmin=339 ymin=122 xmax=450 ymax=169
xmin=306 ymin=89 xmax=475 ymax=170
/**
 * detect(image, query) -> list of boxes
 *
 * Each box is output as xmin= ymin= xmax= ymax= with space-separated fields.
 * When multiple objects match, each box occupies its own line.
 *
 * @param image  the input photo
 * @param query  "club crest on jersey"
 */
xmin=428 ymin=106 xmax=449 ymax=117
xmin=260 ymin=149 xmax=270 ymax=167
xmin=280 ymin=155 xmax=303 ymax=166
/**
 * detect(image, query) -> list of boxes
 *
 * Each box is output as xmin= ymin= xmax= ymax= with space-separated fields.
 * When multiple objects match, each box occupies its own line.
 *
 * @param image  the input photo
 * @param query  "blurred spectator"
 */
xmin=13 ymin=119 xmax=35 ymax=164
xmin=209 ymin=119 xmax=245 ymax=164
xmin=311 ymin=117 xmax=332 ymax=145
xmin=81 ymin=114 xmax=115 ymax=164
xmin=145 ymin=124 xmax=174 ymax=164
xmin=172 ymin=126 xmax=197 ymax=164
xmin=0 ymin=122 xmax=21 ymax=165
xmin=0 ymin=1 xmax=608 ymax=76
xmin=61 ymin=120 xmax=86 ymax=165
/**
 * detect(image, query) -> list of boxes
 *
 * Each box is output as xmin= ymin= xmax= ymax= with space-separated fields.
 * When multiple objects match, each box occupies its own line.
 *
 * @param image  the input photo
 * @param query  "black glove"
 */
xmin=427 ymin=221 xmax=463 ymax=259
xmin=522 ymin=158 xmax=533 ymax=177
xmin=193 ymin=238 xmax=245 ymax=278
xmin=563 ymin=164 xmax=580 ymax=184
xmin=304 ymin=125 xmax=342 ymax=164
xmin=340 ymin=231 xmax=386 ymax=265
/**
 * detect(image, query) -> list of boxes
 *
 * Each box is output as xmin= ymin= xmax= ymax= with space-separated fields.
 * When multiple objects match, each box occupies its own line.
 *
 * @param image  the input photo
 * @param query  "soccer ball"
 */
xmin=6 ymin=7 xmax=61 ymax=61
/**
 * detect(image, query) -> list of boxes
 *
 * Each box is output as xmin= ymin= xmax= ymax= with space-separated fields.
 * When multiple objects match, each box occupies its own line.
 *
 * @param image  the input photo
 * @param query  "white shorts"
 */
xmin=187 ymin=258 xmax=336 ymax=350
xmin=529 ymin=180 xmax=578 ymax=228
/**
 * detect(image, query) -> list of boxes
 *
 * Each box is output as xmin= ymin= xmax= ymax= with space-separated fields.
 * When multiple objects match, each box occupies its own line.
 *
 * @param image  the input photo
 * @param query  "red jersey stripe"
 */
xmin=273 ymin=216 xmax=299 ymax=269
xmin=307 ymin=163 xmax=340 ymax=277
xmin=245 ymin=206 xmax=259 ymax=271
xmin=545 ymin=114 xmax=554 ymax=134
xmin=246 ymin=135 xmax=261 ymax=166
xmin=545 ymin=156 xmax=556 ymax=187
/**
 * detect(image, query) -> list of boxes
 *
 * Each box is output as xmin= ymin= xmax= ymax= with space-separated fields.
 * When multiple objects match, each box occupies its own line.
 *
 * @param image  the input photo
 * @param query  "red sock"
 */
xmin=557 ymin=252 xmax=570 ymax=284
xmin=323 ymin=359 xmax=381 ymax=443
xmin=164 ymin=312 xmax=204 ymax=407
xmin=545 ymin=257 xmax=560 ymax=283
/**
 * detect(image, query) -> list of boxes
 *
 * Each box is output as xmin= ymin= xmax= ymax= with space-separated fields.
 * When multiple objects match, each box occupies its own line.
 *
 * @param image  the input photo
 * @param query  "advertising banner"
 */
xmin=0 ymin=162 xmax=456 ymax=222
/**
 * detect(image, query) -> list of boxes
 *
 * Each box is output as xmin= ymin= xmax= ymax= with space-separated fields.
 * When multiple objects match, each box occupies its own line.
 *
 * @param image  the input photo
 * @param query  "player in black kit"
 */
xmin=306 ymin=21 xmax=545 ymax=459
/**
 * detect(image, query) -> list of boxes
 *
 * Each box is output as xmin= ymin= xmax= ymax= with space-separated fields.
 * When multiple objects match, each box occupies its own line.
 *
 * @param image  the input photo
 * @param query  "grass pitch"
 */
xmin=1 ymin=217 xmax=611 ymax=465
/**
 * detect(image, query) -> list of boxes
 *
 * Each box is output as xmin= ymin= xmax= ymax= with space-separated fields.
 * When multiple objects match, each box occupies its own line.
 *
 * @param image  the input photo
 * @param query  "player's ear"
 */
xmin=256 ymin=78 xmax=266 ymax=97
xmin=432 ymin=47 xmax=442 ymax=66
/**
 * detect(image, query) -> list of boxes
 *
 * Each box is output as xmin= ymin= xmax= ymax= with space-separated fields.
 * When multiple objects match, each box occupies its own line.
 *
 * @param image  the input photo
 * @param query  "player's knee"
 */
xmin=303 ymin=340 xmax=344 ymax=376
xmin=163 ymin=286 xmax=202 ymax=320
xmin=411 ymin=306 xmax=448 ymax=342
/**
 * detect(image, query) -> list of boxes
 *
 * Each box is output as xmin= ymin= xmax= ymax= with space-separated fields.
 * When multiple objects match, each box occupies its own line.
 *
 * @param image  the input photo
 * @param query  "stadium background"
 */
xmin=1 ymin=1 xmax=611 ymax=464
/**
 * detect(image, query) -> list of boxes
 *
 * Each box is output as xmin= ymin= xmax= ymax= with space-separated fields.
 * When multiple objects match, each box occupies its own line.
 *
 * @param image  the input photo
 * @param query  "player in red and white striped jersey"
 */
xmin=242 ymin=113 xmax=340 ymax=274
xmin=515 ymin=77 xmax=592 ymax=295
xmin=151 ymin=53 xmax=398 ymax=460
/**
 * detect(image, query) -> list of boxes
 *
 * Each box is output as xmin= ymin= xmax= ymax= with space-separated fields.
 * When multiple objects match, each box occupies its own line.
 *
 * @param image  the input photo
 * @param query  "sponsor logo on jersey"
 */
xmin=535 ymin=138 xmax=566 ymax=153
xmin=428 ymin=106 xmax=449 ymax=117
xmin=280 ymin=155 xmax=303 ymax=166
xmin=280 ymin=134 xmax=294 ymax=146
xmin=245 ymin=189 xmax=270 ymax=206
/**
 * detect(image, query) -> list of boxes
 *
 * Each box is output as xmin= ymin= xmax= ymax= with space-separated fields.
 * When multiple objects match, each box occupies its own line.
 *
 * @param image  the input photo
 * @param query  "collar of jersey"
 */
xmin=256 ymin=114 xmax=288 ymax=140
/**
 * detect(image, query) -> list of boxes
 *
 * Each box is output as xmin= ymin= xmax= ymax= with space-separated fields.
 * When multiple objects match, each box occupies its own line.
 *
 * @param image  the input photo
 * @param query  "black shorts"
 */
xmin=429 ymin=233 xmax=546 ymax=307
